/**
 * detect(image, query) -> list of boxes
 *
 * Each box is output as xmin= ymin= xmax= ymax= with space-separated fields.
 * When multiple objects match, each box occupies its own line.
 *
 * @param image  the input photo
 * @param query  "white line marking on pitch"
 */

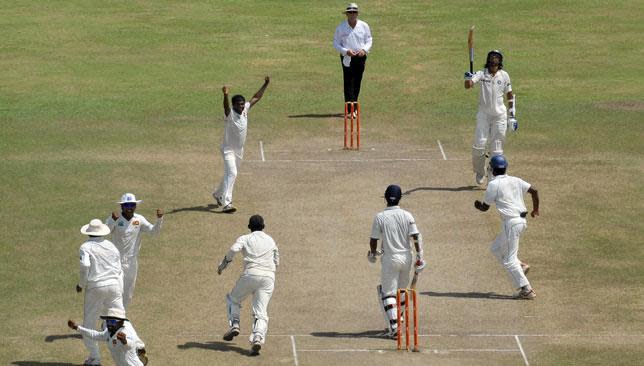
xmin=437 ymin=140 xmax=447 ymax=160
xmin=290 ymin=335 xmax=299 ymax=366
xmin=515 ymin=335 xmax=530 ymax=366
xmin=297 ymin=348 xmax=520 ymax=353
xmin=245 ymin=158 xmax=450 ymax=163
xmin=259 ymin=141 xmax=265 ymax=162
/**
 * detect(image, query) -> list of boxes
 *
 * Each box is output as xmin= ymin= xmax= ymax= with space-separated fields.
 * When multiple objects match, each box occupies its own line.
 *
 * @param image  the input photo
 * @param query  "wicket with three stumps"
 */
xmin=343 ymin=102 xmax=360 ymax=149
xmin=396 ymin=288 xmax=419 ymax=352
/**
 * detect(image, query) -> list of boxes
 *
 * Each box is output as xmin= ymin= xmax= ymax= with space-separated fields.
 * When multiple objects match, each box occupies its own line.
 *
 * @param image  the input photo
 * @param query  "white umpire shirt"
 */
xmin=471 ymin=69 xmax=512 ymax=116
xmin=226 ymin=231 xmax=279 ymax=280
xmin=106 ymin=213 xmax=163 ymax=263
xmin=370 ymin=206 xmax=420 ymax=258
xmin=333 ymin=19 xmax=373 ymax=66
xmin=77 ymin=321 xmax=145 ymax=366
xmin=483 ymin=174 xmax=531 ymax=220
xmin=79 ymin=238 xmax=123 ymax=289
xmin=222 ymin=101 xmax=251 ymax=159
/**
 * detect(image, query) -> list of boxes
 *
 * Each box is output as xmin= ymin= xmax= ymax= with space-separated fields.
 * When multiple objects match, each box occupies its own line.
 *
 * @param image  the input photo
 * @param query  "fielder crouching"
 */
xmin=474 ymin=155 xmax=540 ymax=299
xmin=68 ymin=308 xmax=148 ymax=366
xmin=368 ymin=185 xmax=426 ymax=338
xmin=217 ymin=215 xmax=279 ymax=356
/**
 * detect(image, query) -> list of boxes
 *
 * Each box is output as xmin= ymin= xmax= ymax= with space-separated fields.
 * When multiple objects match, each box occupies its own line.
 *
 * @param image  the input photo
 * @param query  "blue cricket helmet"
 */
xmin=384 ymin=184 xmax=402 ymax=205
xmin=490 ymin=155 xmax=508 ymax=169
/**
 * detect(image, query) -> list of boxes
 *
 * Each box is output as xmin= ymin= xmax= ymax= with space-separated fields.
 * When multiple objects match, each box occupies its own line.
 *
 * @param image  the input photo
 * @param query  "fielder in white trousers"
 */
xmin=475 ymin=155 xmax=540 ymax=299
xmin=217 ymin=215 xmax=278 ymax=355
xmin=77 ymin=219 xmax=125 ymax=365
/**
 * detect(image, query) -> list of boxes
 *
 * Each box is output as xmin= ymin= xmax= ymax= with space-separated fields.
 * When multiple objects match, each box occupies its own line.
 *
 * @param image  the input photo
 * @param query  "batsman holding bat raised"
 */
xmin=464 ymin=28 xmax=517 ymax=186
xmin=368 ymin=185 xmax=425 ymax=339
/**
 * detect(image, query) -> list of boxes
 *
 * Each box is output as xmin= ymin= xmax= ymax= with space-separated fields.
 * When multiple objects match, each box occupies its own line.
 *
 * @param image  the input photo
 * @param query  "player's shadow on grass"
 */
xmin=288 ymin=113 xmax=345 ymax=118
xmin=310 ymin=330 xmax=387 ymax=339
xmin=12 ymin=362 xmax=82 ymax=366
xmin=44 ymin=334 xmax=82 ymax=343
xmin=423 ymin=291 xmax=515 ymax=300
xmin=166 ymin=204 xmax=228 ymax=215
xmin=177 ymin=341 xmax=251 ymax=356
xmin=403 ymin=186 xmax=483 ymax=195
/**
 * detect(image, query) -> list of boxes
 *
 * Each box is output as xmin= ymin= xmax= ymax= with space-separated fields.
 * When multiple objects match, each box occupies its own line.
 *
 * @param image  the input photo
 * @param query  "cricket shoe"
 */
xmin=83 ymin=357 xmax=101 ymax=366
xmin=514 ymin=288 xmax=536 ymax=300
xmin=222 ymin=204 xmax=237 ymax=213
xmin=249 ymin=335 xmax=262 ymax=356
xmin=223 ymin=325 xmax=240 ymax=341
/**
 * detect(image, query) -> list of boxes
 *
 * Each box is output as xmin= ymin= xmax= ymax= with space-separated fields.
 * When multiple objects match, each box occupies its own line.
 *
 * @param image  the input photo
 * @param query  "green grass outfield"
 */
xmin=1 ymin=1 xmax=643 ymax=365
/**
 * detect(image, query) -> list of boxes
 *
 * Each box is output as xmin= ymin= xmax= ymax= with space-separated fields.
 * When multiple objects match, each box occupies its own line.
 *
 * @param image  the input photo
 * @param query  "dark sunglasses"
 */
xmin=121 ymin=203 xmax=137 ymax=208
xmin=105 ymin=318 xmax=122 ymax=326
xmin=347 ymin=11 xmax=358 ymax=14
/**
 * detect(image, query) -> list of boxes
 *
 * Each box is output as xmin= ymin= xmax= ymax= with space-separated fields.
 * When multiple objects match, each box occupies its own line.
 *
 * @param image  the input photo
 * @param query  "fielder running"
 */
xmin=76 ymin=219 xmax=125 ymax=366
xmin=474 ymin=155 xmax=540 ymax=299
xmin=217 ymin=215 xmax=279 ymax=356
xmin=464 ymin=50 xmax=516 ymax=185
xmin=106 ymin=193 xmax=164 ymax=309
xmin=68 ymin=308 xmax=148 ymax=366
xmin=213 ymin=77 xmax=270 ymax=213
xmin=368 ymin=185 xmax=425 ymax=338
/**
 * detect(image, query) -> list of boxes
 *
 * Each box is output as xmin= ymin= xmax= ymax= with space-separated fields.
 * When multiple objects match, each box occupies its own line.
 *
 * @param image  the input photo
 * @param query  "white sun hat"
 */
xmin=100 ymin=308 xmax=128 ymax=321
xmin=117 ymin=192 xmax=143 ymax=204
xmin=344 ymin=3 xmax=359 ymax=13
xmin=80 ymin=219 xmax=111 ymax=236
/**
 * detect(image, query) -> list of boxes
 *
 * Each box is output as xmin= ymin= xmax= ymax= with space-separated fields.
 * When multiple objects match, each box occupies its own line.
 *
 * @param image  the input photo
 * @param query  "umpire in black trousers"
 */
xmin=333 ymin=3 xmax=373 ymax=103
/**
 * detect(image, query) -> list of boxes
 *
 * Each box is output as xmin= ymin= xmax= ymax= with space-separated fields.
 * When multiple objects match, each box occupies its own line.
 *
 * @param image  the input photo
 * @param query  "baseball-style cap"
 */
xmin=117 ymin=193 xmax=143 ymax=204
xmin=344 ymin=3 xmax=359 ymax=13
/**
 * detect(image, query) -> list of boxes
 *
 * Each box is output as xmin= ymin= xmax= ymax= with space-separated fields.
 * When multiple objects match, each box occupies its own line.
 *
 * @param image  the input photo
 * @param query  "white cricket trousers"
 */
xmin=227 ymin=274 xmax=275 ymax=344
xmin=472 ymin=110 xmax=507 ymax=175
xmin=380 ymin=254 xmax=413 ymax=296
xmin=214 ymin=151 xmax=242 ymax=206
xmin=83 ymin=284 xmax=124 ymax=359
xmin=490 ymin=217 xmax=530 ymax=289
xmin=122 ymin=260 xmax=138 ymax=309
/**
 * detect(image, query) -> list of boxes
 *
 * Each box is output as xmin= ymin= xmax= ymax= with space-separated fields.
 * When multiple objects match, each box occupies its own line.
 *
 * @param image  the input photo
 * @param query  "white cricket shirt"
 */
xmin=471 ymin=69 xmax=512 ymax=116
xmin=333 ymin=19 xmax=373 ymax=56
xmin=77 ymin=321 xmax=145 ymax=366
xmin=483 ymin=174 xmax=531 ymax=220
xmin=79 ymin=238 xmax=122 ymax=289
xmin=370 ymin=206 xmax=420 ymax=257
xmin=222 ymin=101 xmax=251 ymax=158
xmin=106 ymin=213 xmax=163 ymax=263
xmin=226 ymin=231 xmax=279 ymax=279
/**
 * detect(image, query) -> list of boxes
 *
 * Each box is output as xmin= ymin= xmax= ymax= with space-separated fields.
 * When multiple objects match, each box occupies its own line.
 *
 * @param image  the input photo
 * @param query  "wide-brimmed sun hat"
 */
xmin=100 ymin=308 xmax=128 ymax=321
xmin=344 ymin=3 xmax=359 ymax=13
xmin=117 ymin=192 xmax=142 ymax=204
xmin=80 ymin=219 xmax=111 ymax=236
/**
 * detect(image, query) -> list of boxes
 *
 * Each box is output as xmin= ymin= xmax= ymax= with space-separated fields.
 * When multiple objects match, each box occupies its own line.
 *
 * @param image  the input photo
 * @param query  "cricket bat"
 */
xmin=468 ymin=25 xmax=475 ymax=73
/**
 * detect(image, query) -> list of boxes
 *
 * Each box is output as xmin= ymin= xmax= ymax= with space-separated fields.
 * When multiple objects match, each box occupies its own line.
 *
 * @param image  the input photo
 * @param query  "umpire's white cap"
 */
xmin=344 ymin=3 xmax=359 ymax=13
xmin=117 ymin=193 xmax=142 ymax=204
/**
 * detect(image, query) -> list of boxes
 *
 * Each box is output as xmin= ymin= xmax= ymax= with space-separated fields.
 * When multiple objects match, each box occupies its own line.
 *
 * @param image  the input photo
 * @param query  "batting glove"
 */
xmin=509 ymin=117 xmax=519 ymax=131
xmin=464 ymin=72 xmax=474 ymax=80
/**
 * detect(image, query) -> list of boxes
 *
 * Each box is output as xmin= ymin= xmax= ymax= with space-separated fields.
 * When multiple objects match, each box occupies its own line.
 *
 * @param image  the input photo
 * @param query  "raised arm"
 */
xmin=528 ymin=186 xmax=540 ymax=217
xmin=249 ymin=76 xmax=270 ymax=108
xmin=222 ymin=86 xmax=231 ymax=117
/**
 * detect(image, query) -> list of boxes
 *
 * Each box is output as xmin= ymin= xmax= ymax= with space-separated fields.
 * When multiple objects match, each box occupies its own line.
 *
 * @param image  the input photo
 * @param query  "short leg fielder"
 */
xmin=214 ymin=151 xmax=242 ymax=206
xmin=490 ymin=218 xmax=530 ymax=289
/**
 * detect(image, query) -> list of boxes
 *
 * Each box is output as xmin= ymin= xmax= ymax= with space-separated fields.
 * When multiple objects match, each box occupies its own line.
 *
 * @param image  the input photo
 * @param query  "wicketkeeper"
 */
xmin=368 ymin=185 xmax=425 ymax=338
